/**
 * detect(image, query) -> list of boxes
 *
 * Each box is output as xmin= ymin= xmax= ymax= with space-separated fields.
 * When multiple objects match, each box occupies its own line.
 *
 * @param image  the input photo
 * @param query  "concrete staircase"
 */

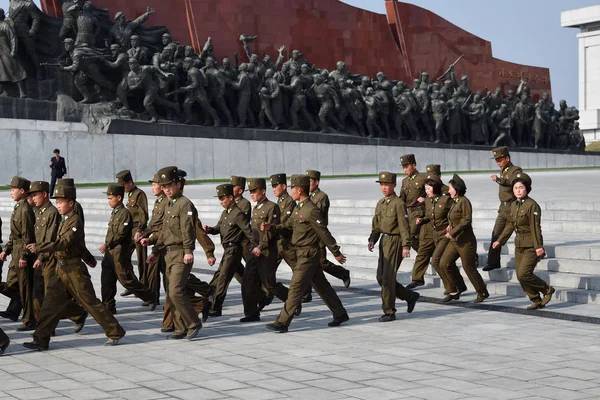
xmin=1 ymin=197 xmax=600 ymax=305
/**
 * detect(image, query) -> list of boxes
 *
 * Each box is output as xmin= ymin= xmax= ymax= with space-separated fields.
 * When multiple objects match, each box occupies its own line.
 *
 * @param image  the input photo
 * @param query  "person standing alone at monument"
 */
xmin=49 ymin=149 xmax=67 ymax=197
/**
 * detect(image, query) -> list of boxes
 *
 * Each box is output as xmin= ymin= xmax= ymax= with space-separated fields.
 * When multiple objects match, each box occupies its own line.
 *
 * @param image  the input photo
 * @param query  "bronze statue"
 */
xmin=363 ymin=87 xmax=383 ymax=138
xmin=571 ymin=122 xmax=586 ymax=153
xmin=8 ymin=0 xmax=43 ymax=80
xmin=392 ymin=83 xmax=419 ymax=140
xmin=416 ymin=81 xmax=434 ymax=141
xmin=258 ymin=86 xmax=279 ymax=130
xmin=102 ymin=43 xmax=129 ymax=81
xmin=340 ymin=79 xmax=365 ymax=136
xmin=230 ymin=63 xmax=254 ymax=128
xmin=127 ymin=35 xmax=152 ymax=65
xmin=491 ymin=104 xmax=516 ymax=147
xmin=468 ymin=94 xmax=488 ymax=144
xmin=0 ymin=8 xmax=27 ymax=98
xmin=58 ymin=0 xmax=84 ymax=45
xmin=109 ymin=7 xmax=155 ymax=50
xmin=533 ymin=92 xmax=552 ymax=148
xmin=430 ymin=90 xmax=447 ymax=143
xmin=445 ymin=91 xmax=462 ymax=144
xmin=204 ymin=56 xmax=234 ymax=127
xmin=312 ymin=73 xmax=344 ymax=133
xmin=263 ymin=68 xmax=284 ymax=126
xmin=172 ymin=57 xmax=220 ymax=126
xmin=282 ymin=66 xmax=316 ymax=131
xmin=513 ymin=94 xmax=534 ymax=147
xmin=74 ymin=1 xmax=100 ymax=47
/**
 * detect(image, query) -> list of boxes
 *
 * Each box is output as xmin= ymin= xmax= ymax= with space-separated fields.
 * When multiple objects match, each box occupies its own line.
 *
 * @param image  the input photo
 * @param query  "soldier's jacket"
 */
xmin=368 ymin=193 xmax=411 ymax=249
xmin=126 ymin=186 xmax=149 ymax=235
xmin=421 ymin=195 xmax=452 ymax=231
xmin=274 ymin=198 xmax=341 ymax=256
xmin=400 ymin=172 xmax=427 ymax=210
xmin=234 ymin=196 xmax=252 ymax=222
xmin=276 ymin=193 xmax=296 ymax=251
xmin=207 ymin=204 xmax=255 ymax=248
xmin=495 ymin=163 xmax=523 ymax=203
xmin=447 ymin=196 xmax=476 ymax=244
xmin=309 ymin=188 xmax=330 ymax=226
xmin=4 ymin=199 xmax=35 ymax=260
xmin=34 ymin=203 xmax=61 ymax=262
xmin=192 ymin=203 xmax=215 ymax=259
xmin=154 ymin=195 xmax=196 ymax=255
xmin=498 ymin=197 xmax=543 ymax=249
xmin=36 ymin=211 xmax=95 ymax=265
xmin=143 ymin=195 xmax=167 ymax=239
xmin=105 ymin=205 xmax=133 ymax=250
xmin=251 ymin=198 xmax=280 ymax=254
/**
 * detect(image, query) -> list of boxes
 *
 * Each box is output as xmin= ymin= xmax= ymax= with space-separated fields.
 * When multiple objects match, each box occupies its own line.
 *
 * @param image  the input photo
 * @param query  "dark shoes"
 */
xmin=343 ymin=274 xmax=351 ymax=288
xmin=104 ymin=338 xmax=121 ymax=346
xmin=208 ymin=310 xmax=222 ymax=318
xmin=166 ymin=333 xmax=186 ymax=340
xmin=202 ymin=300 xmax=212 ymax=323
xmin=16 ymin=324 xmax=35 ymax=332
xmin=186 ymin=324 xmax=201 ymax=341
xmin=474 ymin=292 xmax=490 ymax=303
xmin=266 ymin=323 xmax=288 ymax=333
xmin=148 ymin=293 xmax=159 ymax=312
xmin=294 ymin=303 xmax=302 ymax=317
xmin=406 ymin=281 xmax=424 ymax=290
xmin=442 ymin=293 xmax=460 ymax=302
xmin=74 ymin=311 xmax=88 ymax=334
xmin=301 ymin=292 xmax=312 ymax=303
xmin=23 ymin=341 xmax=48 ymax=351
xmin=161 ymin=326 xmax=174 ymax=333
xmin=120 ymin=290 xmax=133 ymax=297
xmin=0 ymin=342 xmax=8 ymax=356
xmin=407 ymin=293 xmax=420 ymax=313
xmin=258 ymin=295 xmax=274 ymax=311
xmin=240 ymin=315 xmax=260 ymax=323
xmin=0 ymin=311 xmax=18 ymax=322
xmin=482 ymin=264 xmax=501 ymax=272
xmin=328 ymin=313 xmax=349 ymax=327
xmin=378 ymin=314 xmax=396 ymax=322
xmin=541 ymin=287 xmax=555 ymax=307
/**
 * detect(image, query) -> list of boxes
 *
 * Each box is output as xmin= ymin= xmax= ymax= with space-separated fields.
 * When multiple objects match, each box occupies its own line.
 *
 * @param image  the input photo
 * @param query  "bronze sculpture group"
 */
xmin=0 ymin=0 xmax=585 ymax=151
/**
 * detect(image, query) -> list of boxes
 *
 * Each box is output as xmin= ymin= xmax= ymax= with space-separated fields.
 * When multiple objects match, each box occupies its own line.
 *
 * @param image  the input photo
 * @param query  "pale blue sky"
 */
xmin=0 ymin=0 xmax=593 ymax=107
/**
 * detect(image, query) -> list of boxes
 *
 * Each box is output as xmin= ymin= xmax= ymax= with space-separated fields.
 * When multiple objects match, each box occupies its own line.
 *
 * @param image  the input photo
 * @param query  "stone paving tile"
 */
xmin=165 ymin=387 xmax=228 ymax=400
xmin=5 ymin=387 xmax=60 ymax=400
xmin=223 ymin=387 xmax=282 ymax=399
xmin=340 ymin=387 xmax=411 ymax=399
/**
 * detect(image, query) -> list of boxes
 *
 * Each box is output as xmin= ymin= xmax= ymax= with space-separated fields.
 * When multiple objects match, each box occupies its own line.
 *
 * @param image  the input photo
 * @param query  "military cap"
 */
xmin=51 ymin=185 xmax=76 ymax=200
xmin=230 ymin=175 xmax=246 ymax=188
xmin=400 ymin=154 xmax=417 ymax=166
xmin=115 ymin=170 xmax=133 ymax=184
xmin=491 ymin=146 xmax=510 ymax=159
xmin=57 ymin=178 xmax=75 ymax=187
xmin=426 ymin=164 xmax=441 ymax=176
xmin=247 ymin=178 xmax=266 ymax=191
xmin=9 ymin=176 xmax=30 ymax=191
xmin=215 ymin=184 xmax=234 ymax=197
xmin=450 ymin=174 xmax=466 ymax=188
xmin=103 ymin=184 xmax=125 ymax=197
xmin=305 ymin=170 xmax=321 ymax=180
xmin=514 ymin=172 xmax=532 ymax=186
xmin=290 ymin=174 xmax=310 ymax=188
xmin=114 ymin=11 xmax=124 ymax=20
xmin=376 ymin=172 xmax=396 ymax=184
xmin=178 ymin=169 xmax=188 ymax=178
xmin=269 ymin=173 xmax=287 ymax=186
xmin=424 ymin=174 xmax=443 ymax=186
xmin=148 ymin=173 xmax=159 ymax=183
xmin=156 ymin=166 xmax=179 ymax=185
xmin=29 ymin=181 xmax=50 ymax=194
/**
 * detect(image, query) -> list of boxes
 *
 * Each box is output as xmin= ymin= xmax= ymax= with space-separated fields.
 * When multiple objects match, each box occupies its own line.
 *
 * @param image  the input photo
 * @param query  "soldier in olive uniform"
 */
xmin=306 ymin=170 xmax=351 ymax=293
xmin=400 ymin=155 xmax=427 ymax=287
xmin=262 ymin=175 xmax=349 ymax=332
xmin=29 ymin=181 xmax=87 ymax=332
xmin=485 ymin=147 xmax=523 ymax=271
xmin=368 ymin=172 xmax=419 ymax=322
xmin=0 ymin=327 xmax=8 ymax=355
xmin=270 ymin=173 xmax=298 ymax=272
xmin=146 ymin=167 xmax=202 ymax=340
xmin=231 ymin=175 xmax=250 ymax=281
xmin=205 ymin=184 xmax=256 ymax=317
xmin=240 ymin=178 xmax=289 ymax=322
xmin=99 ymin=184 xmax=157 ymax=314
xmin=116 ymin=170 xmax=149 ymax=294
xmin=0 ymin=177 xmax=36 ymax=331
xmin=24 ymin=185 xmax=126 ymax=350
xmin=439 ymin=174 xmax=489 ymax=302
xmin=493 ymin=173 xmax=555 ymax=309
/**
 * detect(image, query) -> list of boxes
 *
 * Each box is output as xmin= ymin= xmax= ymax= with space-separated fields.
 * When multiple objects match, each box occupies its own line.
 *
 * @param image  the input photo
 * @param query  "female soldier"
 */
xmin=492 ymin=173 xmax=554 ymax=309
xmin=440 ymin=174 xmax=489 ymax=302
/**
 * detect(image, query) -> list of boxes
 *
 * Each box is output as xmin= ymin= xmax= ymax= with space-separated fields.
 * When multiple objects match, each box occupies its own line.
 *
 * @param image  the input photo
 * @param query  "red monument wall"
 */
xmin=41 ymin=0 xmax=551 ymax=98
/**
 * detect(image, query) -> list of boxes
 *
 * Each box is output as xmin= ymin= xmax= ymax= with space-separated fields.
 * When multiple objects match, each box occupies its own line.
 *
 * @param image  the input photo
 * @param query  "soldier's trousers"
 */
xmin=164 ymin=249 xmax=201 ymax=335
xmin=320 ymin=244 xmax=349 ymax=280
xmin=515 ymin=247 xmax=549 ymax=302
xmin=145 ymin=252 xmax=164 ymax=298
xmin=407 ymin=208 xmax=423 ymax=252
xmin=275 ymin=247 xmax=347 ymax=327
xmin=377 ymin=235 xmax=414 ymax=315
xmin=488 ymin=202 xmax=511 ymax=267
xmin=33 ymin=260 xmax=125 ymax=348
xmin=277 ymin=244 xmax=297 ymax=271
xmin=132 ymin=242 xmax=148 ymax=284
xmin=209 ymin=245 xmax=244 ymax=313
xmin=43 ymin=264 xmax=86 ymax=323
xmin=2 ymin=253 xmax=36 ymax=326
xmin=163 ymin=272 xmax=211 ymax=328
xmin=242 ymin=245 xmax=288 ymax=317
xmin=441 ymin=239 xmax=487 ymax=295
xmin=101 ymin=246 xmax=154 ymax=311
xmin=0 ymin=265 xmax=23 ymax=319
xmin=0 ymin=326 xmax=8 ymax=348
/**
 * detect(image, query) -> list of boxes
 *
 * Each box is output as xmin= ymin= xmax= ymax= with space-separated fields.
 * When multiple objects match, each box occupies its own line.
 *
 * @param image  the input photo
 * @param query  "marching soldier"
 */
xmin=485 ymin=147 xmax=523 ymax=271
xmin=368 ymin=172 xmax=420 ymax=322
xmin=270 ymin=173 xmax=297 ymax=272
xmin=240 ymin=178 xmax=289 ymax=322
xmin=262 ymin=175 xmax=349 ymax=332
xmin=99 ymin=184 xmax=157 ymax=314
xmin=399 ymin=155 xmax=427 ymax=256
xmin=23 ymin=184 xmax=126 ymax=350
xmin=116 ymin=170 xmax=149 ymax=296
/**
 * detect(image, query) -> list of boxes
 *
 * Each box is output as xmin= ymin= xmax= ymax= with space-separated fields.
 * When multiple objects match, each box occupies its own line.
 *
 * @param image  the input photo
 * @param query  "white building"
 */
xmin=562 ymin=6 xmax=600 ymax=144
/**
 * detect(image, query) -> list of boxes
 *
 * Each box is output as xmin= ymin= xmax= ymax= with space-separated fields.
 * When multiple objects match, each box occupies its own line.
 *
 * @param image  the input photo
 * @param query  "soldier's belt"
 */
xmin=222 ymin=242 xmax=241 ymax=249
xmin=165 ymin=245 xmax=184 ymax=252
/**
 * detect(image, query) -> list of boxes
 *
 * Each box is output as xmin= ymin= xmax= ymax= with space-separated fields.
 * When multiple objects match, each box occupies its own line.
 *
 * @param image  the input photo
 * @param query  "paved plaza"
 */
xmin=1 ymin=169 xmax=600 ymax=399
